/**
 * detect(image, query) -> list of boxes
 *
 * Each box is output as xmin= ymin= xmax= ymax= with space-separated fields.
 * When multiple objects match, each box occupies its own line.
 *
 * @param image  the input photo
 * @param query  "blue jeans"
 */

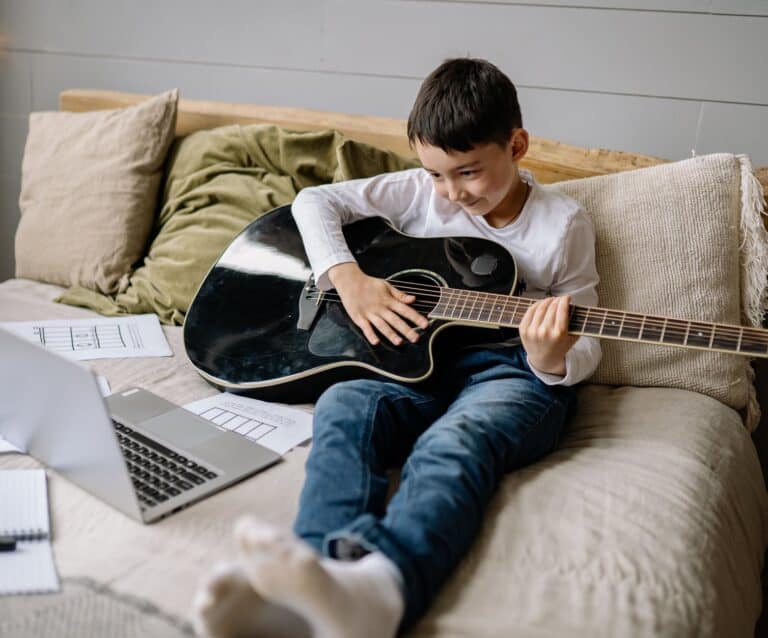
xmin=293 ymin=345 xmax=577 ymax=631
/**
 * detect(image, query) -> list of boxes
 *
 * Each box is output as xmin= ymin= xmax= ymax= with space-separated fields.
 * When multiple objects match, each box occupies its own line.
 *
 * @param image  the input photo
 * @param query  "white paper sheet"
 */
xmin=184 ymin=393 xmax=313 ymax=456
xmin=0 ymin=469 xmax=59 ymax=595
xmin=0 ymin=540 xmax=59 ymax=595
xmin=0 ymin=314 xmax=172 ymax=360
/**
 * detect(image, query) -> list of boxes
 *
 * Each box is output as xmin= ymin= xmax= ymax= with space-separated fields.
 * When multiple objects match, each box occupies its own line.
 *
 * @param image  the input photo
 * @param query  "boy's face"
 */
xmin=415 ymin=129 xmax=529 ymax=227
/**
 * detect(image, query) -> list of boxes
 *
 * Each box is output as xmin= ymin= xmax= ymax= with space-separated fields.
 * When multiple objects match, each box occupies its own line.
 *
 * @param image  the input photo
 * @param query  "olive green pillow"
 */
xmin=56 ymin=125 xmax=419 ymax=324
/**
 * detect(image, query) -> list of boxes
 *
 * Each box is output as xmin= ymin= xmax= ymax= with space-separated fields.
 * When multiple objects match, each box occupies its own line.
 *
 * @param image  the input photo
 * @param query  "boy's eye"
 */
xmin=460 ymin=170 xmax=477 ymax=177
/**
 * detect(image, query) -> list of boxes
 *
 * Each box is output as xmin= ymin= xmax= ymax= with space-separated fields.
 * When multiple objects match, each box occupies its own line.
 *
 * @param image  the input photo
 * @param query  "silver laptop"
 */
xmin=0 ymin=328 xmax=281 ymax=523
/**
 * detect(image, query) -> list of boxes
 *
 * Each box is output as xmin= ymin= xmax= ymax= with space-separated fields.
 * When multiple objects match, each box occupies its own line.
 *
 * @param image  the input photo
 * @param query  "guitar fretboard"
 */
xmin=429 ymin=288 xmax=768 ymax=357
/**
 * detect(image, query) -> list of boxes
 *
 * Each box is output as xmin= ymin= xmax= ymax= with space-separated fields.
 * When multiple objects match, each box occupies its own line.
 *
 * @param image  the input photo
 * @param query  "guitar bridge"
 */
xmin=297 ymin=277 xmax=323 ymax=331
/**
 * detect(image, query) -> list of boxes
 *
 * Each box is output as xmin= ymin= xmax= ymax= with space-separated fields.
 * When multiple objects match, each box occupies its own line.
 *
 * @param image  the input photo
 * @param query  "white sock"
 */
xmin=192 ymin=561 xmax=312 ymax=638
xmin=235 ymin=516 xmax=405 ymax=638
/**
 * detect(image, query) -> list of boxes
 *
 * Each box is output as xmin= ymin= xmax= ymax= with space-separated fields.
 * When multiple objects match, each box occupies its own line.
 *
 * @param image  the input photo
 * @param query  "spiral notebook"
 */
xmin=0 ymin=469 xmax=60 ymax=595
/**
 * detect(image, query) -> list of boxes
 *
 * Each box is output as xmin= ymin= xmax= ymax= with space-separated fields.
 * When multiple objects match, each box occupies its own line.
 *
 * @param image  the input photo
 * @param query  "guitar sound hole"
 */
xmin=387 ymin=270 xmax=443 ymax=318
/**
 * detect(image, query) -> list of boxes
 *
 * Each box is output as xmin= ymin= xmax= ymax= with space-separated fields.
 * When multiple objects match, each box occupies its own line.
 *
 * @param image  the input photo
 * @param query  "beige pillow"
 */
xmin=15 ymin=89 xmax=179 ymax=294
xmin=553 ymin=153 xmax=768 ymax=430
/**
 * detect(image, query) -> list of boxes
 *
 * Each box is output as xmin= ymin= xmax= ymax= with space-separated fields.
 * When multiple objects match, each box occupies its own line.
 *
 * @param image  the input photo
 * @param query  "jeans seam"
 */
xmin=357 ymin=391 xmax=381 ymax=517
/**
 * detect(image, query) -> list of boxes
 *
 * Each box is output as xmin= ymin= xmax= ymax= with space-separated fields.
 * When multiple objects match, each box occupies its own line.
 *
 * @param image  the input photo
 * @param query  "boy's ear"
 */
xmin=509 ymin=128 xmax=529 ymax=162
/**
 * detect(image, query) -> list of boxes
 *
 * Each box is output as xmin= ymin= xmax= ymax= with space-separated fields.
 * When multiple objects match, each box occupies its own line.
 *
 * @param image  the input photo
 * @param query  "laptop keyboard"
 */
xmin=113 ymin=422 xmax=219 ymax=509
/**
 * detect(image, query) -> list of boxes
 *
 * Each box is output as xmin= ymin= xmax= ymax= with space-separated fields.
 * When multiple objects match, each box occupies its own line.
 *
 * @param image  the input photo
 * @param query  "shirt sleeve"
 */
xmin=526 ymin=209 xmax=602 ymax=387
xmin=291 ymin=169 xmax=426 ymax=290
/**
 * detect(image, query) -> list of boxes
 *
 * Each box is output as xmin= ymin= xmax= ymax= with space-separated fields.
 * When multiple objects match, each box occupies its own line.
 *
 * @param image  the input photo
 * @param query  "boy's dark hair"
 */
xmin=407 ymin=57 xmax=522 ymax=152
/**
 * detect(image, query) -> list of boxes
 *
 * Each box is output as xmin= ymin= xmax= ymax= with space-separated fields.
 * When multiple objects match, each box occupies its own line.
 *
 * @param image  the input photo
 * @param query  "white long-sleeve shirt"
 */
xmin=291 ymin=167 xmax=602 ymax=386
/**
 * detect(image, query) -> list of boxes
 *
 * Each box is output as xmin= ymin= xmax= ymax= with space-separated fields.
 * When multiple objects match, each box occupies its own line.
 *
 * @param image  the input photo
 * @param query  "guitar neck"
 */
xmin=429 ymin=288 xmax=768 ymax=358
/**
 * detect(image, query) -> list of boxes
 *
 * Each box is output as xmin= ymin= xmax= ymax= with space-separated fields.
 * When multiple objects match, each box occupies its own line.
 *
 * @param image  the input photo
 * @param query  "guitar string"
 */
xmin=308 ymin=292 xmax=766 ymax=349
xmin=311 ymin=276 xmax=764 ymax=336
xmin=307 ymin=289 xmax=760 ymax=340
xmin=305 ymin=277 xmax=757 ymax=337
xmin=306 ymin=279 xmax=760 ymax=338
xmin=305 ymin=287 xmax=764 ymax=342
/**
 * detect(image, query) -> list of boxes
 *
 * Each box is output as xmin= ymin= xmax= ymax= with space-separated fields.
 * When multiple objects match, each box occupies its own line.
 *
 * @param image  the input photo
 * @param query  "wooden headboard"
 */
xmin=59 ymin=89 xmax=767 ymax=196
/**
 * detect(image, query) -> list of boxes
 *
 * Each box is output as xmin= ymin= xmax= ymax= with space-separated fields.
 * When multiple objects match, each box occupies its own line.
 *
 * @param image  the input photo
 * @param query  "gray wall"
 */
xmin=1 ymin=0 xmax=767 ymax=282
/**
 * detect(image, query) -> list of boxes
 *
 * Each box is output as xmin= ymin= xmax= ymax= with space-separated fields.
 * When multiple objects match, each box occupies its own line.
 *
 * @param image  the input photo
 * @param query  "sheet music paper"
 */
xmin=0 ymin=469 xmax=60 ymax=595
xmin=184 ymin=393 xmax=313 ymax=455
xmin=0 ymin=314 xmax=172 ymax=360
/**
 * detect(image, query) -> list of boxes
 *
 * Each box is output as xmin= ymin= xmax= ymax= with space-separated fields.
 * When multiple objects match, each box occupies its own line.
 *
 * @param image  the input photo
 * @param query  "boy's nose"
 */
xmin=446 ymin=182 xmax=463 ymax=202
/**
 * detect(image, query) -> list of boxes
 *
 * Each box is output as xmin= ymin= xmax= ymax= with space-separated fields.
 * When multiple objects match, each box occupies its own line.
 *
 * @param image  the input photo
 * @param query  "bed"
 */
xmin=1 ymin=90 xmax=767 ymax=637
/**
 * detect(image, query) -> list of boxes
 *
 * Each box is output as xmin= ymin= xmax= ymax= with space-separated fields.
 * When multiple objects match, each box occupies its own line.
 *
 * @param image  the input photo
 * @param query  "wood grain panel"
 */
xmin=55 ymin=89 xmax=674 ymax=179
xmin=59 ymin=89 xmax=768 ymax=210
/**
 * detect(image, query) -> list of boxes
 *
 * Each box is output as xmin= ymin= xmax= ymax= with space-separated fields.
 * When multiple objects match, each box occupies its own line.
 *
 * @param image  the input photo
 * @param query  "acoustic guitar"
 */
xmin=184 ymin=204 xmax=768 ymax=402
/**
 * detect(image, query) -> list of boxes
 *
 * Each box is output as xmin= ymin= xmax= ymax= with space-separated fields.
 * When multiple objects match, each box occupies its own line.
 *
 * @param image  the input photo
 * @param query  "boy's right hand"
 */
xmin=328 ymin=262 xmax=429 ymax=346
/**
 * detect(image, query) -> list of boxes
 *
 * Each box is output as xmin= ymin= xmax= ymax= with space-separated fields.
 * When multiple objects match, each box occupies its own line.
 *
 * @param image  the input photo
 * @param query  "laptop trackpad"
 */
xmin=140 ymin=410 xmax=220 ymax=447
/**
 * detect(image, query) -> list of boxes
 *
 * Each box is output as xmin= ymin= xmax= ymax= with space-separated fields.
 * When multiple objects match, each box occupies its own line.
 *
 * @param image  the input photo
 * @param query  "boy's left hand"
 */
xmin=518 ymin=295 xmax=579 ymax=376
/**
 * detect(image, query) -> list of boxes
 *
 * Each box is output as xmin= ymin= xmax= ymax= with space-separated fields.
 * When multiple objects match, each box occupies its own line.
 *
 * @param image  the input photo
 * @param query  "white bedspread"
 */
xmin=1 ymin=277 xmax=766 ymax=637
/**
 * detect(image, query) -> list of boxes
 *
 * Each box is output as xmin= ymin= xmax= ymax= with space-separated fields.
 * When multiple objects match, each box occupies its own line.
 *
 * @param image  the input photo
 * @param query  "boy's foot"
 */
xmin=235 ymin=516 xmax=405 ymax=638
xmin=192 ymin=561 xmax=312 ymax=638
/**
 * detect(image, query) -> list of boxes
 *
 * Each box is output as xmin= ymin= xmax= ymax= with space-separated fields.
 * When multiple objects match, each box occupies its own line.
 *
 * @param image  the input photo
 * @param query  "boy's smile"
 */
xmin=415 ymin=129 xmax=530 ymax=229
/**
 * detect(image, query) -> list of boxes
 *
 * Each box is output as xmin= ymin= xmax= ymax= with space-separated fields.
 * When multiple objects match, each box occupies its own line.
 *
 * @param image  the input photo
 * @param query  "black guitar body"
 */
xmin=184 ymin=204 xmax=519 ymax=403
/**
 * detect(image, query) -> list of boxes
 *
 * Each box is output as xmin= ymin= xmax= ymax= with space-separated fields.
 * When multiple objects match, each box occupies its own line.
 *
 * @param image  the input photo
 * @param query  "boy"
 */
xmin=194 ymin=57 xmax=601 ymax=638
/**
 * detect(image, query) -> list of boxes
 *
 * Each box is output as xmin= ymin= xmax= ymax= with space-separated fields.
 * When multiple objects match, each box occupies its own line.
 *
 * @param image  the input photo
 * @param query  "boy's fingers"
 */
xmin=369 ymin=315 xmax=402 ymax=346
xmin=392 ymin=301 xmax=429 ymax=329
xmin=543 ymin=297 xmax=560 ymax=326
xmin=359 ymin=320 xmax=379 ymax=346
xmin=391 ymin=285 xmax=415 ymax=303
xmin=531 ymin=297 xmax=554 ymax=325
xmin=383 ymin=310 xmax=420 ymax=342
xmin=557 ymin=296 xmax=572 ymax=329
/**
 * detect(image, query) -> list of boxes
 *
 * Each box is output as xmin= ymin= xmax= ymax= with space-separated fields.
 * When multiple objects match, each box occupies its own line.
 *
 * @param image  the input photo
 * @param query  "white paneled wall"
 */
xmin=1 ymin=0 xmax=766 ymax=281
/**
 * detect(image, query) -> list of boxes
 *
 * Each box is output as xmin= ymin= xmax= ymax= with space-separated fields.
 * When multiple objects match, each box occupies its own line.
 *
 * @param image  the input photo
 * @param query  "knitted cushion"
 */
xmin=553 ymin=154 xmax=768 ymax=429
xmin=15 ymin=90 xmax=178 ymax=294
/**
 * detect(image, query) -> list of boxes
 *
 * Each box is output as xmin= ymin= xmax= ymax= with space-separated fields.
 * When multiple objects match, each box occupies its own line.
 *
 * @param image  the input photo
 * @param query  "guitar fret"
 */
xmin=659 ymin=317 xmax=668 ymax=342
xmin=712 ymin=324 xmax=739 ymax=350
xmin=465 ymin=293 xmax=477 ymax=321
xmin=429 ymin=288 xmax=768 ymax=358
xmin=582 ymin=307 xmax=604 ymax=335
xmin=618 ymin=312 xmax=641 ymax=339
xmin=458 ymin=291 xmax=469 ymax=319
xmin=499 ymin=297 xmax=510 ymax=325
xmin=451 ymin=292 xmax=467 ymax=319
xmin=512 ymin=298 xmax=522 ymax=326
xmin=640 ymin=315 xmax=662 ymax=342
xmin=738 ymin=327 xmax=767 ymax=354
xmin=663 ymin=319 xmax=687 ymax=345
xmin=687 ymin=322 xmax=714 ymax=348
xmin=435 ymin=290 xmax=446 ymax=319
xmin=493 ymin=295 xmax=505 ymax=324
xmin=580 ymin=307 xmax=590 ymax=333
xmin=479 ymin=292 xmax=492 ymax=322
xmin=601 ymin=310 xmax=624 ymax=337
